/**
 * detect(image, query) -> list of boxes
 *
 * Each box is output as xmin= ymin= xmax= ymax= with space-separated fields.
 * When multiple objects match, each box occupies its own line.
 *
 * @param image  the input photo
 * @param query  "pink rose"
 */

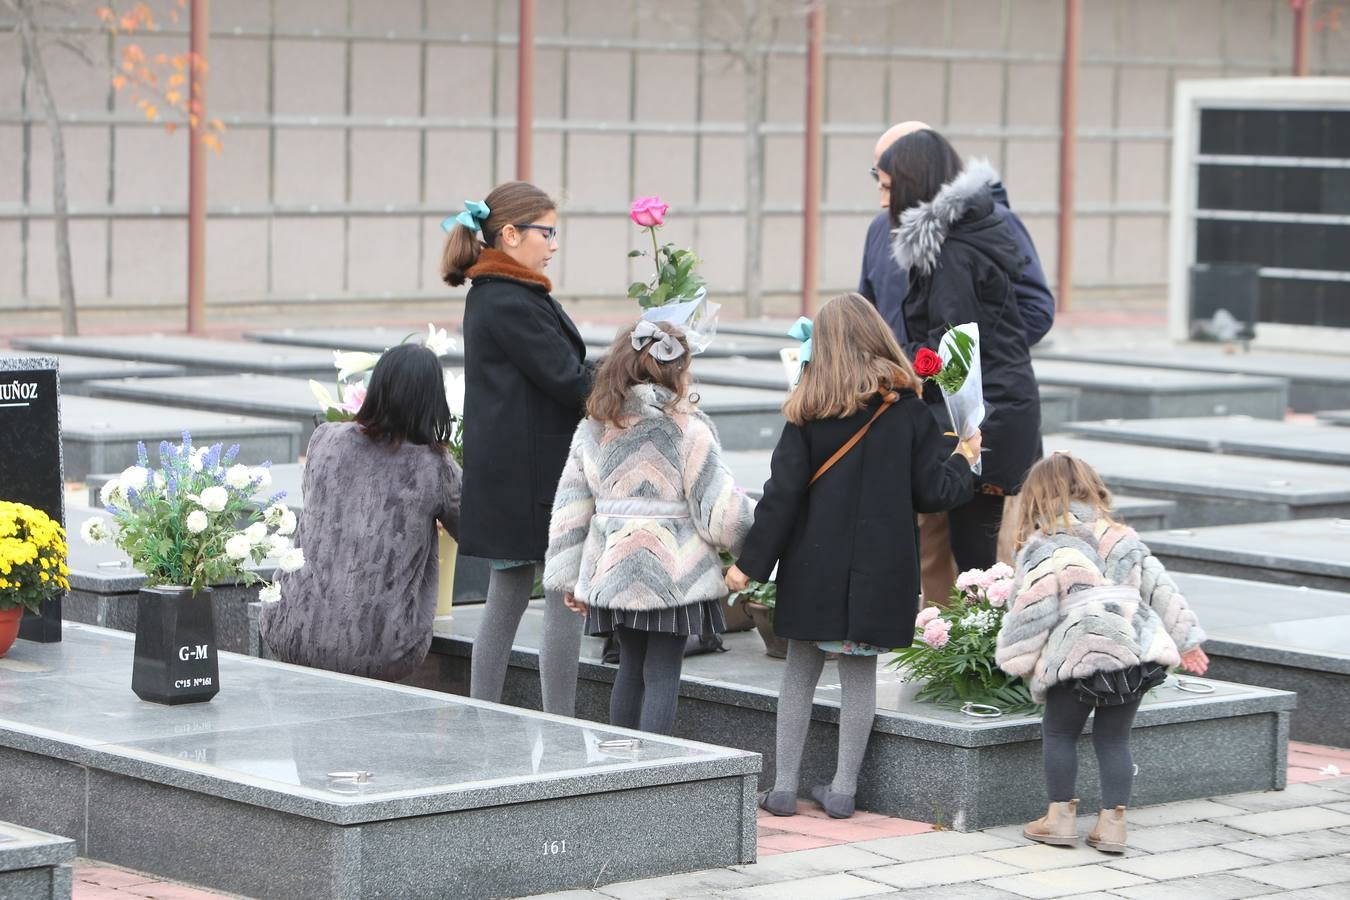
xmin=979 ymin=562 xmax=1014 ymax=589
xmin=339 ymin=383 xmax=366 ymax=415
xmin=921 ymin=618 xmax=951 ymax=649
xmin=955 ymin=569 xmax=984 ymax=591
xmin=915 ymin=606 xmax=941 ymax=628
xmin=630 ymin=196 xmax=669 ymax=228
xmin=986 ymin=579 xmax=1013 ymax=608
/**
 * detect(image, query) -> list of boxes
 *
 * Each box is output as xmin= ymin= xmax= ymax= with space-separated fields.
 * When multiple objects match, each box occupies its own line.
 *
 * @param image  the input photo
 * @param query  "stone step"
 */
xmin=0 ymin=820 xmax=74 ymax=900
xmin=12 ymin=335 xmax=339 ymax=381
xmin=0 ymin=625 xmax=758 ymax=899
xmin=59 ymin=395 xmax=303 ymax=481
xmin=428 ymin=603 xmax=1293 ymax=832
xmin=1035 ymin=342 xmax=1350 ymax=413
xmin=1063 ymin=415 xmax=1350 ymax=467
xmin=1141 ymin=518 xmax=1350 ymax=594
xmin=1173 ymin=572 xmax=1350 ymax=747
xmin=1031 ymin=359 xmax=1288 ymax=420
xmin=1044 ymin=436 xmax=1350 ymax=527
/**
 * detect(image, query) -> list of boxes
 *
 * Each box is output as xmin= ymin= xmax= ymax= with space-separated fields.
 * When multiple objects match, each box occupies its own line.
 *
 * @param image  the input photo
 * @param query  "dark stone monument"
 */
xmin=0 ymin=356 xmax=64 ymax=643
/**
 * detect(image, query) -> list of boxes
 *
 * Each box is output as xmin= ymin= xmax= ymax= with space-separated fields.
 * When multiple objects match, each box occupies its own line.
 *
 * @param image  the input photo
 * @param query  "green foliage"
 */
xmin=631 ymin=242 xmax=707 ymax=309
xmin=932 ymin=326 xmax=975 ymax=395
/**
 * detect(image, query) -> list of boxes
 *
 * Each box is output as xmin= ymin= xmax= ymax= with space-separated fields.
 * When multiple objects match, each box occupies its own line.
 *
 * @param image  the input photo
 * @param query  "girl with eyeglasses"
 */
xmin=442 ymin=180 xmax=593 ymax=717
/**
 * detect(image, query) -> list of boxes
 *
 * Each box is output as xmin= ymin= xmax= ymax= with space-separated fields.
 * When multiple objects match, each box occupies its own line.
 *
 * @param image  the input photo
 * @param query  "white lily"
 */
xmin=333 ymin=350 xmax=380 ymax=383
xmin=444 ymin=370 xmax=466 ymax=418
xmin=309 ymin=379 xmax=337 ymax=412
xmin=424 ymin=323 xmax=455 ymax=357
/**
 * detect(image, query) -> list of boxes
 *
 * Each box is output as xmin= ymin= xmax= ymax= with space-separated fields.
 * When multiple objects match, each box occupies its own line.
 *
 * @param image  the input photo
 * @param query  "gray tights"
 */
xmin=609 ymin=627 xmax=686 ymax=735
xmin=469 ymin=563 xmax=583 ymax=716
xmin=1042 ymin=683 xmax=1141 ymax=808
xmin=772 ymin=640 xmax=877 ymax=797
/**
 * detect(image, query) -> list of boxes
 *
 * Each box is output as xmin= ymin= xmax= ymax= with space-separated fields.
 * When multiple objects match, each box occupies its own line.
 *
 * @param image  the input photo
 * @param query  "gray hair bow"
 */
xmin=630 ymin=320 xmax=686 ymax=362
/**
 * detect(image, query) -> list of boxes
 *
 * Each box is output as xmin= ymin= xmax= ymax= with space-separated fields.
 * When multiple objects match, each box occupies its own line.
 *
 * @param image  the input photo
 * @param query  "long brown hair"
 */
xmin=1013 ymin=452 xmax=1117 ymax=549
xmin=441 ymin=181 xmax=556 ymax=286
xmin=586 ymin=321 xmax=692 ymax=427
xmin=782 ymin=292 xmax=920 ymax=425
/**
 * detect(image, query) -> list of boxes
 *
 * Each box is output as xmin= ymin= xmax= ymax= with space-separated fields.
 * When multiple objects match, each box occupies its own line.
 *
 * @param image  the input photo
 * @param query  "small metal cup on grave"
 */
xmin=0 ymin=356 xmax=65 ymax=643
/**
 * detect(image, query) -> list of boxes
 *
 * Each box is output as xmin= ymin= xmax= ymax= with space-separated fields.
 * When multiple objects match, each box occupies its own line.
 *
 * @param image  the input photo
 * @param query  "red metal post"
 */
xmin=186 ymin=0 xmax=209 ymax=333
xmin=516 ymin=0 xmax=535 ymax=181
xmin=1292 ymin=0 xmax=1310 ymax=76
xmin=1056 ymin=0 xmax=1080 ymax=314
xmin=801 ymin=0 xmax=825 ymax=317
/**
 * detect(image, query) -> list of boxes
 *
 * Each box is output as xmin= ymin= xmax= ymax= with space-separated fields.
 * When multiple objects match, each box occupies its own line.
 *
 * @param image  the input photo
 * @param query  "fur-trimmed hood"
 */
xmin=890 ymin=159 xmax=1023 ymax=277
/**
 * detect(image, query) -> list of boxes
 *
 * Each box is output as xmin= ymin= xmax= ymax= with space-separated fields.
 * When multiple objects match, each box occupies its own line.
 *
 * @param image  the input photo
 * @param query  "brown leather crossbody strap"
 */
xmin=810 ymin=391 xmax=899 ymax=485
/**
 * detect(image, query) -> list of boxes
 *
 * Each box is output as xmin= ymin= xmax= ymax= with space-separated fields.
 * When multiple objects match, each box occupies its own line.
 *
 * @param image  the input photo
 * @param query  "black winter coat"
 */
xmin=459 ymin=250 xmax=591 ymax=560
xmin=736 ymin=391 xmax=974 ymax=648
xmin=892 ymin=160 xmax=1043 ymax=494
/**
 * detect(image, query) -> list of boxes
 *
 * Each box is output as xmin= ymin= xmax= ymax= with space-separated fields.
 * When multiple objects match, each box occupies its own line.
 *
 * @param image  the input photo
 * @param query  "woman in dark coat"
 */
xmin=727 ymin=293 xmax=977 ymax=819
xmin=881 ymin=129 xmax=1042 ymax=574
xmin=441 ymin=181 xmax=592 ymax=716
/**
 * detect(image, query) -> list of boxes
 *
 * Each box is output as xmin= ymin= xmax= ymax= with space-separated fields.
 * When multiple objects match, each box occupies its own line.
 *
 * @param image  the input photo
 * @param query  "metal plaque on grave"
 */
xmin=0 ymin=356 xmax=64 ymax=642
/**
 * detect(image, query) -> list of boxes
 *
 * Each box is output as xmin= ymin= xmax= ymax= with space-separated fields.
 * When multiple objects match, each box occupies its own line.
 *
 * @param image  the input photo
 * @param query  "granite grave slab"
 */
xmin=1141 ymin=518 xmax=1350 ymax=594
xmin=0 ymin=821 xmax=74 ymax=900
xmin=244 ymin=326 xmax=465 ymax=364
xmin=0 ymin=351 xmax=183 ymax=393
xmin=1063 ymin=416 xmax=1350 ymax=466
xmin=1043 ymin=436 xmax=1350 ymax=527
xmin=722 ymin=449 xmax=1176 ymax=530
xmin=59 ymin=395 xmax=303 ymax=480
xmin=1173 ymin=573 xmax=1350 ymax=747
xmin=1320 ymin=410 xmax=1350 ymax=427
xmin=1031 ymin=360 xmax=1288 ymax=420
xmin=0 ymin=624 xmax=759 ymax=900
xmin=1035 ymin=343 xmax=1350 ymax=413
xmin=11 ymin=335 xmax=341 ymax=381
xmin=425 ymin=605 xmax=1293 ymax=832
xmin=715 ymin=319 xmax=799 ymax=339
xmin=577 ymin=324 xmax=791 ymax=360
xmin=690 ymin=384 xmax=787 ymax=451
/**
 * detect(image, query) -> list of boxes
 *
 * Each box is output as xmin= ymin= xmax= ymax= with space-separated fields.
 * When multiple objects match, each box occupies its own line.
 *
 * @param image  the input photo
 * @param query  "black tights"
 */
xmin=1042 ymin=683 xmax=1141 ymax=809
xmin=609 ymin=627 xmax=686 ymax=735
xmin=948 ymin=492 xmax=1003 ymax=571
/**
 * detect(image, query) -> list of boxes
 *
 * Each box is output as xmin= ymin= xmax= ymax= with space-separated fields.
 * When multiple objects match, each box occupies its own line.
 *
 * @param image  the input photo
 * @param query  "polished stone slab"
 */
xmin=245 ymin=326 xmax=465 ymax=364
xmin=1043 ymin=436 xmax=1350 ymax=527
xmin=1320 ymin=409 xmax=1350 ymax=427
xmin=12 ymin=335 xmax=341 ymax=381
xmin=0 ymin=821 xmax=74 ymax=900
xmin=692 ymin=359 xmax=1081 ymax=433
xmin=1035 ymin=343 xmax=1350 ymax=413
xmin=723 ymin=449 xmax=1176 ymax=530
xmin=577 ymin=324 xmax=791 ymax=360
xmin=1031 ymin=360 xmax=1288 ymax=420
xmin=1173 ymin=573 xmax=1350 ymax=747
xmin=1063 ymin=416 xmax=1350 ymax=467
xmin=693 ymin=384 xmax=786 ymax=451
xmin=59 ymin=395 xmax=303 ymax=480
xmin=427 ymin=604 xmax=1293 ymax=831
xmin=1142 ymin=518 xmax=1350 ymax=594
xmin=0 ymin=625 xmax=759 ymax=899
xmin=715 ymin=318 xmax=799 ymax=339
xmin=0 ymin=351 xmax=183 ymax=392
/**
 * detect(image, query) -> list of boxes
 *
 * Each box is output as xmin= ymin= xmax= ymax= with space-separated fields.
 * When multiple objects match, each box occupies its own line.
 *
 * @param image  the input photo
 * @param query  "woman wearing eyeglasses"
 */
xmin=442 ymin=181 xmax=593 ymax=717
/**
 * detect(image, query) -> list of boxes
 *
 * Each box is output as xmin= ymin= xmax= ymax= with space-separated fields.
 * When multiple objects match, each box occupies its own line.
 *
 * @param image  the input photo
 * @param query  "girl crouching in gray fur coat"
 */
xmin=543 ymin=322 xmax=754 ymax=735
xmin=996 ymin=452 xmax=1209 ymax=855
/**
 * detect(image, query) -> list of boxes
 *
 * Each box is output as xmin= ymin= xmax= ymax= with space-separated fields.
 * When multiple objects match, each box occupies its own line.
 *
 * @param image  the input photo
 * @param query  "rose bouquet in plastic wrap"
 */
xmin=888 ymin=563 xmax=1035 ymax=714
xmin=913 ymin=323 xmax=985 ymax=475
xmin=627 ymin=195 xmax=719 ymax=354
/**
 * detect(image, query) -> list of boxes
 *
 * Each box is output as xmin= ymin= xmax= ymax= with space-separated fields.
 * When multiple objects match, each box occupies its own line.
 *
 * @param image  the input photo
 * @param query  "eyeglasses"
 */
xmin=516 ymin=223 xmax=558 ymax=241
xmin=869 ymin=167 xmax=880 ymax=182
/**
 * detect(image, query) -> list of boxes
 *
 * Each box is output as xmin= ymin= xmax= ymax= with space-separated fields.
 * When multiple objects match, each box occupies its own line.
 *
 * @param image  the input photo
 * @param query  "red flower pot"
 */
xmin=0 ymin=606 xmax=23 ymax=658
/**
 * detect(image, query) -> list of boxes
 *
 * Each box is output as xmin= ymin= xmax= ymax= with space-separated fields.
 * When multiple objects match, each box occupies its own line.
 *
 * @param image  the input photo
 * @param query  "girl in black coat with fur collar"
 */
xmin=727 ymin=293 xmax=979 ymax=819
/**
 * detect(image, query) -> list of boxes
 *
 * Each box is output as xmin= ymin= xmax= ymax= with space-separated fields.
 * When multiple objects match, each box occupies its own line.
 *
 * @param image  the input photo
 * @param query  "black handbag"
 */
xmin=1071 ymin=662 xmax=1168 ymax=708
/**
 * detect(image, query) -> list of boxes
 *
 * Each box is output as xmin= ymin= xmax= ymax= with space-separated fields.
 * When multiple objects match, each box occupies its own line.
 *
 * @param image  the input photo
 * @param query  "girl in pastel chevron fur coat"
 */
xmin=995 ymin=452 xmax=1210 ymax=855
xmin=543 ymin=321 xmax=754 ymax=735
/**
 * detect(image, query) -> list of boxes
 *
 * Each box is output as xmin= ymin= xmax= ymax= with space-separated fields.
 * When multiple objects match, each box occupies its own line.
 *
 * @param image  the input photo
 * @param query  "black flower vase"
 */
xmin=132 ymin=585 xmax=220 ymax=705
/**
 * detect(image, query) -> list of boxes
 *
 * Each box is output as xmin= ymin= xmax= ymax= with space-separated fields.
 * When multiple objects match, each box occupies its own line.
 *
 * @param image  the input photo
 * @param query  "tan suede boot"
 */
xmin=1023 ymin=799 xmax=1079 ymax=846
xmin=1086 ymin=806 xmax=1128 ymax=853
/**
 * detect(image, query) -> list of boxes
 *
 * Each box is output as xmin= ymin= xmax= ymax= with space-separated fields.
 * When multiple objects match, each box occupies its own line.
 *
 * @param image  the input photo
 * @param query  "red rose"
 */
xmin=914 ymin=347 xmax=943 ymax=378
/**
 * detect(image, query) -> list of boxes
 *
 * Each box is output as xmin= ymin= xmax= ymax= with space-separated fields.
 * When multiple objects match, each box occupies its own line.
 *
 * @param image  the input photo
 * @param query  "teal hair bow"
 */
xmin=787 ymin=316 xmax=812 ymax=384
xmin=441 ymin=200 xmax=491 ymax=234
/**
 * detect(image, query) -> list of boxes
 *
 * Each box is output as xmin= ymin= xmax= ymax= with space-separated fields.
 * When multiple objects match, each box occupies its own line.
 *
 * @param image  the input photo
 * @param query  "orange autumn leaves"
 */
xmin=96 ymin=1 xmax=225 ymax=153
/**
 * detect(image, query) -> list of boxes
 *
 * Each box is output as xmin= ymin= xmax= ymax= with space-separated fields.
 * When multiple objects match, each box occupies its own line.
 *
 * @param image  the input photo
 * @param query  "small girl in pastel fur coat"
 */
xmin=543 ymin=321 xmax=754 ymax=736
xmin=996 ymin=452 xmax=1209 ymax=855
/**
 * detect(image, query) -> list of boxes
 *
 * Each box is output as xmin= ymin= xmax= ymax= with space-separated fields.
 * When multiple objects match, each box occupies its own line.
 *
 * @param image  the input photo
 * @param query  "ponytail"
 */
xmin=441 ymin=224 xmax=482 ymax=287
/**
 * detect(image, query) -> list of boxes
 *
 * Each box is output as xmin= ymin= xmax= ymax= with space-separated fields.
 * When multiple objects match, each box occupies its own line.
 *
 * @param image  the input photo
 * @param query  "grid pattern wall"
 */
xmin=1 ymin=0 xmax=1343 ymax=311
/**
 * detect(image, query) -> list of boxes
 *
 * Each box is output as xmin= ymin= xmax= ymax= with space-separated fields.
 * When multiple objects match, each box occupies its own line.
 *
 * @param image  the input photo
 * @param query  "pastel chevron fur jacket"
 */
xmin=995 ymin=505 xmax=1206 ymax=702
xmin=543 ymin=384 xmax=755 ymax=611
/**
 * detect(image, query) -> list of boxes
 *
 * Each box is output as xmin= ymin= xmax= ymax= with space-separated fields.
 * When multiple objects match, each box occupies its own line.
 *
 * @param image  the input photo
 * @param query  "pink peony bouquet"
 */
xmin=888 ymin=563 xmax=1035 ymax=713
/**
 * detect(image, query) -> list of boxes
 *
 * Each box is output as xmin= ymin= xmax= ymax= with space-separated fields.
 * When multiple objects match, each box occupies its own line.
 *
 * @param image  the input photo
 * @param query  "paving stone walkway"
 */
xmin=70 ymin=743 xmax=1350 ymax=899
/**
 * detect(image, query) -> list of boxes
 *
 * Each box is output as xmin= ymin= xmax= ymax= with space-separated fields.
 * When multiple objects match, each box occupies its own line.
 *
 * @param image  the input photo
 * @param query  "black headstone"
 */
xmin=0 ymin=356 xmax=64 ymax=642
